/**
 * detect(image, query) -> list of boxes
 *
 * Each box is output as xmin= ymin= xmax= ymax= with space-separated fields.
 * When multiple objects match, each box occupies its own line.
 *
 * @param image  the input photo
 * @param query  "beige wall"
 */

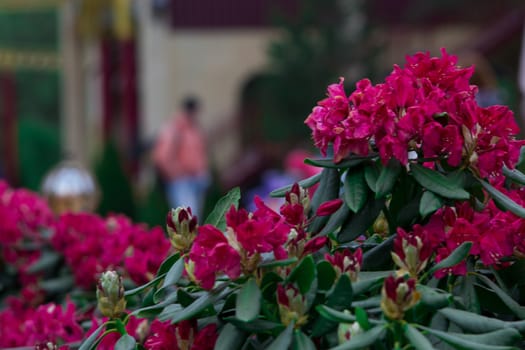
xmin=137 ymin=3 xmax=278 ymax=171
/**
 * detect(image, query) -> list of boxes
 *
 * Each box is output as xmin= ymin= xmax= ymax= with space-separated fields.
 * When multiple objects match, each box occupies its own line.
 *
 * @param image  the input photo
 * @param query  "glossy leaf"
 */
xmin=418 ymin=285 xmax=451 ymax=309
xmin=344 ymin=167 xmax=368 ymax=213
xmin=404 ymin=324 xmax=434 ymax=350
xmin=226 ymin=318 xmax=283 ymax=333
xmin=354 ymin=307 xmax=370 ymax=330
xmin=361 ymin=235 xmax=395 ymax=271
xmin=214 ymin=323 xmax=247 ymax=350
xmin=288 ymin=255 xmax=316 ymax=294
xmin=154 ymin=258 xmax=184 ymax=302
xmin=330 ymin=325 xmax=386 ymax=350
xmin=166 ymin=285 xmax=230 ymax=323
xmin=270 ymin=172 xmax=322 ymax=197
xmin=375 ymin=159 xmax=401 ymax=198
xmin=310 ymin=168 xmax=340 ymax=233
xmin=204 ymin=187 xmax=241 ymax=230
xmin=419 ymin=190 xmax=443 ymax=217
xmin=451 ymin=328 xmax=521 ymax=346
xmin=337 ymin=198 xmax=384 ymax=243
xmin=428 ymin=242 xmax=472 ymax=275
xmin=364 ymin=163 xmax=379 ymax=192
xmin=476 ymin=273 xmax=525 ymax=319
xmin=258 ymin=257 xmax=298 ymax=269
xmin=266 ymin=322 xmax=294 ymax=350
xmin=479 ymin=179 xmax=525 ymax=218
xmin=316 ymin=261 xmax=336 ymax=291
xmin=417 ymin=325 xmax=519 ymax=350
xmin=125 ymin=273 xmax=165 ymax=297
xmin=502 ymin=165 xmax=525 ymax=186
xmin=305 ymin=156 xmax=373 ymax=169
xmin=156 ymin=253 xmax=181 ymax=276
xmin=316 ymin=305 xmax=384 ymax=326
xmin=236 ymin=278 xmax=261 ymax=322
xmin=326 ymin=275 xmax=353 ymax=310
xmin=115 ymin=334 xmax=136 ymax=350
xmin=293 ymin=330 xmax=317 ymax=350
xmin=79 ymin=323 xmax=106 ymax=350
xmin=319 ymin=204 xmax=351 ymax=236
xmin=410 ymin=164 xmax=470 ymax=200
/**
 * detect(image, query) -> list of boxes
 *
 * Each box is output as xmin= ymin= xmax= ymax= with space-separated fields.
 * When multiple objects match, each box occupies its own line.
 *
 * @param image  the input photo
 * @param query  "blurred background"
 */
xmin=0 ymin=0 xmax=524 ymax=225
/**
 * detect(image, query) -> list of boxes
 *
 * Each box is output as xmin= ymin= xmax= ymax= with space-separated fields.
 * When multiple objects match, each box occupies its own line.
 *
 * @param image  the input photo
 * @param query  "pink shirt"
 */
xmin=153 ymin=113 xmax=208 ymax=180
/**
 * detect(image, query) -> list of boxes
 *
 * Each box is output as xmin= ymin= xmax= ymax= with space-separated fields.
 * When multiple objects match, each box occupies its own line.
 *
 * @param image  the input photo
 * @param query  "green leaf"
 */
xmin=310 ymin=168 xmax=340 ymax=233
xmin=337 ymin=198 xmax=384 ymax=243
xmin=316 ymin=305 xmax=384 ymax=326
xmin=361 ymin=235 xmax=395 ymax=271
xmin=439 ymin=308 xmax=507 ymax=333
xmin=39 ymin=275 xmax=74 ymax=293
xmin=258 ymin=257 xmax=298 ymax=269
xmin=330 ymin=325 xmax=386 ymax=350
xmin=316 ymin=261 xmax=336 ymax=291
xmin=204 ymin=187 xmax=241 ymax=230
xmin=164 ymin=285 xmax=230 ymax=323
xmin=428 ymin=242 xmax=472 ymax=275
xmin=476 ymin=273 xmax=525 ymax=319
xmin=154 ymin=258 xmax=185 ymax=302
xmin=417 ymin=325 xmax=519 ymax=350
xmin=236 ymin=278 xmax=261 ymax=322
xmin=226 ymin=318 xmax=283 ymax=333
xmin=404 ymin=324 xmax=434 ymax=350
xmin=418 ymin=285 xmax=451 ymax=309
xmin=270 ymin=172 xmax=323 ymax=197
xmin=131 ymin=291 xmax=178 ymax=317
xmin=502 ymin=165 xmax=525 ymax=186
xmin=419 ymin=190 xmax=444 ymax=217
xmin=79 ymin=323 xmax=106 ymax=350
xmin=450 ymin=328 xmax=521 ymax=347
xmin=375 ymin=159 xmax=402 ymax=198
xmin=305 ymin=155 xmax=373 ymax=169
xmin=26 ymin=251 xmax=61 ymax=274
xmin=354 ymin=307 xmax=370 ymax=330
xmin=214 ymin=323 xmax=247 ymax=350
xmin=156 ymin=253 xmax=181 ymax=275
xmin=344 ymin=167 xmax=368 ymax=212
xmin=326 ymin=275 xmax=353 ymax=310
xmin=410 ymin=164 xmax=470 ymax=200
xmin=266 ymin=322 xmax=294 ymax=350
xmin=364 ymin=163 xmax=379 ymax=192
xmin=125 ymin=273 xmax=165 ymax=297
xmin=115 ymin=334 xmax=136 ymax=350
xmin=479 ymin=179 xmax=525 ymax=218
xmin=293 ymin=330 xmax=317 ymax=350
xmin=288 ymin=255 xmax=316 ymax=294
xmin=319 ymin=204 xmax=351 ymax=236
xmin=459 ymin=271 xmax=481 ymax=314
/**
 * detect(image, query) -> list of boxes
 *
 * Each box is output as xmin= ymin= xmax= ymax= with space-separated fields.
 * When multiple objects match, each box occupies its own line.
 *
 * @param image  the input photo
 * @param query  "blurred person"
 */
xmin=152 ymin=96 xmax=210 ymax=218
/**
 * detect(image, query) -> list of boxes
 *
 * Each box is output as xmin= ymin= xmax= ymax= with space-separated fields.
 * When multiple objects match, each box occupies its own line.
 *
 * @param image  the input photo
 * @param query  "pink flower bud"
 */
xmin=380 ymin=275 xmax=420 ymax=320
xmin=316 ymin=199 xmax=343 ymax=216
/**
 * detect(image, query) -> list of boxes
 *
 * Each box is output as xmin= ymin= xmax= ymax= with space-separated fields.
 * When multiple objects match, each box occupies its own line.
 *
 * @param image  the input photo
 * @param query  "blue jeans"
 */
xmin=166 ymin=174 xmax=210 ymax=218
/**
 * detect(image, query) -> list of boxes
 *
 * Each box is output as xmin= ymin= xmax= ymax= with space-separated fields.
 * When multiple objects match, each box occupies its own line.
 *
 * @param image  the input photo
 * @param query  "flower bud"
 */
xmin=166 ymin=207 xmax=198 ymax=253
xmin=325 ymin=248 xmax=362 ymax=282
xmin=277 ymin=284 xmax=308 ymax=328
xmin=380 ymin=275 xmax=420 ymax=320
xmin=96 ymin=270 xmax=126 ymax=318
xmin=281 ymin=184 xmax=310 ymax=226
xmin=391 ymin=227 xmax=431 ymax=278
xmin=337 ymin=311 xmax=364 ymax=345
xmin=316 ymin=199 xmax=343 ymax=216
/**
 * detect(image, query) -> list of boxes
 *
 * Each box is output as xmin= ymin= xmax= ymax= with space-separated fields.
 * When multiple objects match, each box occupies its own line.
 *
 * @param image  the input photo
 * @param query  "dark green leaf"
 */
xmin=317 ymin=261 xmax=336 ymax=291
xmin=40 ymin=275 xmax=74 ymax=293
xmin=258 ymin=257 xmax=298 ymax=269
xmin=154 ymin=258 xmax=185 ymax=302
xmin=27 ymin=251 xmax=61 ymax=274
xmin=319 ymin=204 xmax=351 ymax=236
xmin=418 ymin=285 xmax=451 ymax=309
xmin=131 ymin=291 xmax=178 ymax=317
xmin=502 ymin=165 xmax=525 ymax=186
xmin=204 ymin=187 xmax=241 ymax=230
xmin=354 ymin=307 xmax=370 ymax=330
xmin=417 ymin=325 xmax=519 ymax=350
xmin=344 ymin=167 xmax=368 ymax=213
xmin=288 ymin=255 xmax=316 ymax=294
xmin=439 ymin=308 xmax=507 ymax=333
xmin=266 ymin=322 xmax=294 ymax=350
xmin=214 ymin=323 xmax=247 ymax=350
xmin=375 ymin=159 xmax=402 ymax=198
xmin=293 ymin=330 xmax=317 ymax=350
xmin=476 ymin=273 xmax=525 ymax=319
xmin=310 ymin=168 xmax=340 ymax=233
xmin=305 ymin=156 xmax=373 ymax=169
xmin=236 ymin=278 xmax=261 ymax=322
xmin=337 ymin=198 xmax=384 ymax=243
xmin=156 ymin=253 xmax=181 ymax=275
xmin=270 ymin=172 xmax=322 ymax=197
xmin=361 ymin=235 xmax=394 ymax=271
xmin=330 ymin=325 xmax=386 ymax=350
xmin=115 ymin=334 xmax=136 ymax=350
xmin=479 ymin=180 xmax=525 ymax=218
xmin=125 ymin=273 xmax=165 ymax=297
xmin=428 ymin=242 xmax=472 ymax=275
xmin=364 ymin=163 xmax=379 ymax=192
xmin=316 ymin=305 xmax=384 ymax=326
xmin=459 ymin=273 xmax=480 ymax=314
xmin=79 ymin=323 xmax=106 ymax=350
xmin=450 ymin=328 xmax=521 ymax=346
xmin=326 ymin=275 xmax=353 ymax=310
xmin=165 ymin=285 xmax=230 ymax=323
xmin=410 ymin=164 xmax=470 ymax=200
xmin=404 ymin=324 xmax=434 ymax=350
xmin=419 ymin=191 xmax=444 ymax=217
xmin=226 ymin=318 xmax=283 ymax=333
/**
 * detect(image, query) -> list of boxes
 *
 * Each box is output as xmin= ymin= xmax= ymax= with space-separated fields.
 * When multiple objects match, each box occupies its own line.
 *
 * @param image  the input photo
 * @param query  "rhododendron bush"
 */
xmin=4 ymin=50 xmax=525 ymax=349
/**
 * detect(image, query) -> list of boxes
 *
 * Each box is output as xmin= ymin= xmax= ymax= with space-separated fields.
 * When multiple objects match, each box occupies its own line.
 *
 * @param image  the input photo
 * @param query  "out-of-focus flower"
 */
xmin=144 ymin=320 xmax=217 ymax=350
xmin=96 ymin=270 xmax=126 ymax=318
xmin=166 ymin=207 xmax=198 ymax=253
xmin=380 ymin=275 xmax=420 ymax=320
xmin=277 ymin=284 xmax=308 ymax=328
xmin=325 ymin=248 xmax=362 ymax=282
xmin=392 ymin=227 xmax=432 ymax=277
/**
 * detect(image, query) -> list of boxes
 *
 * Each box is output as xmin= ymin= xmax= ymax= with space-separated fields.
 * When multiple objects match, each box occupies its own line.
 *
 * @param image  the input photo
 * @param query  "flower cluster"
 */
xmin=305 ymin=49 xmax=523 ymax=177
xmin=52 ymin=213 xmax=171 ymax=289
xmin=144 ymin=320 xmax=217 ymax=350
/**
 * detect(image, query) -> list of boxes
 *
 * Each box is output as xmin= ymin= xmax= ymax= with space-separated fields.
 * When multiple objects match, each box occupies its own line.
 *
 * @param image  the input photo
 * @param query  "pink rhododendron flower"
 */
xmin=325 ymin=248 xmax=362 ymax=282
xmin=316 ymin=198 xmax=344 ymax=216
xmin=144 ymin=320 xmax=217 ymax=350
